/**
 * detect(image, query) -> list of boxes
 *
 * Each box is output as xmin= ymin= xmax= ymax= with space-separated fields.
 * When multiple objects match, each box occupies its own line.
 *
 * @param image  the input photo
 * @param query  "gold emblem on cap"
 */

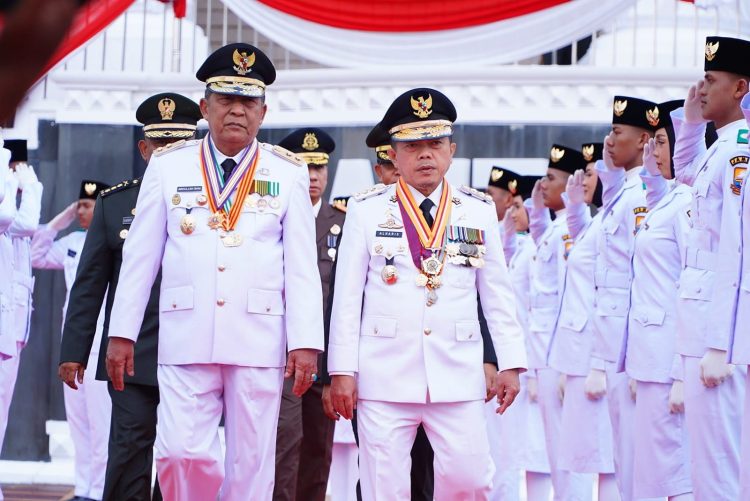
xmin=232 ymin=49 xmax=256 ymax=76
xmin=410 ymin=94 xmax=433 ymax=119
xmin=613 ymin=99 xmax=628 ymax=117
xmin=582 ymin=144 xmax=594 ymax=162
xmin=84 ymin=182 xmax=97 ymax=196
xmin=508 ymin=179 xmax=518 ymax=195
xmin=705 ymin=41 xmax=719 ymax=62
xmin=550 ymin=147 xmax=565 ymax=163
xmin=158 ymin=98 xmax=176 ymax=120
xmin=302 ymin=132 xmax=319 ymax=151
xmin=490 ymin=169 xmax=503 ymax=182
xmin=646 ymin=106 xmax=660 ymax=127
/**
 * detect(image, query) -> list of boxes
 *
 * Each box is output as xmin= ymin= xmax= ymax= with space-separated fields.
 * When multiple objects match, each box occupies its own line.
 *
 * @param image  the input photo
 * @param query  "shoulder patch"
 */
xmin=153 ymin=139 xmax=198 ymax=157
xmin=100 ymin=179 xmax=138 ymax=198
xmin=353 ymin=183 xmax=388 ymax=201
xmin=264 ymin=143 xmax=305 ymax=167
xmin=729 ymin=155 xmax=749 ymax=195
xmin=737 ymin=129 xmax=748 ymax=145
xmin=633 ymin=206 xmax=648 ymax=215
xmin=458 ymin=185 xmax=493 ymax=204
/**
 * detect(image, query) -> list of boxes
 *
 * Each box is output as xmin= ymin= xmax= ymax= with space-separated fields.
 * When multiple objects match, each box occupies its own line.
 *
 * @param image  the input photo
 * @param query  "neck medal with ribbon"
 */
xmin=199 ymin=134 xmax=260 ymax=247
xmin=395 ymin=178 xmax=452 ymax=306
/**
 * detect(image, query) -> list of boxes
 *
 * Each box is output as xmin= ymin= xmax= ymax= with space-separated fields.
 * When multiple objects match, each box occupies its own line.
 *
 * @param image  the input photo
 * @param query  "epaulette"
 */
xmin=100 ymin=178 xmax=141 ymax=198
xmin=332 ymin=196 xmax=350 ymax=213
xmin=458 ymin=185 xmax=493 ymax=204
xmin=353 ymin=183 xmax=388 ymax=202
xmin=153 ymin=139 xmax=198 ymax=157
xmin=263 ymin=143 xmax=305 ymax=167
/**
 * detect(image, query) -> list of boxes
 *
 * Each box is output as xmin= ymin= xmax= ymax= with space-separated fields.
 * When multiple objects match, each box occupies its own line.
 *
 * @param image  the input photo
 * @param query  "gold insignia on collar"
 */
xmin=646 ymin=106 xmax=660 ymax=127
xmin=490 ymin=169 xmax=503 ymax=182
xmin=613 ymin=99 xmax=628 ymax=117
xmin=508 ymin=179 xmax=518 ymax=195
xmin=705 ymin=41 xmax=719 ymax=62
xmin=410 ymin=94 xmax=433 ymax=119
xmin=302 ymin=132 xmax=319 ymax=151
xmin=550 ymin=147 xmax=565 ymax=163
xmin=158 ymin=98 xmax=176 ymax=120
xmin=84 ymin=182 xmax=97 ymax=196
xmin=582 ymin=144 xmax=594 ymax=162
xmin=232 ymin=49 xmax=255 ymax=76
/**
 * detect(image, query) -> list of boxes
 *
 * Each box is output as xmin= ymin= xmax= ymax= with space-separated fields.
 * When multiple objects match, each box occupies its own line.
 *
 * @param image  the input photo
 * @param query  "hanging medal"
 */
xmin=381 ymin=257 xmax=398 ymax=285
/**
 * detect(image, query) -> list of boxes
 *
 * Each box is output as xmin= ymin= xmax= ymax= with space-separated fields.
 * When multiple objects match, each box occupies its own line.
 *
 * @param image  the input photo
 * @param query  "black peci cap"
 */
xmin=581 ymin=142 xmax=603 ymax=163
xmin=517 ymin=175 xmax=540 ymax=200
xmin=136 ymin=93 xmax=202 ymax=139
xmin=612 ymin=95 xmax=660 ymax=131
xmin=196 ymin=43 xmax=276 ymax=98
xmin=548 ymin=144 xmax=587 ymax=174
xmin=704 ymin=36 xmax=750 ymax=78
xmin=365 ymin=122 xmax=393 ymax=165
xmin=278 ymin=128 xmax=335 ymax=166
xmin=79 ymin=180 xmax=110 ymax=200
xmin=379 ymin=88 xmax=456 ymax=142
xmin=487 ymin=166 xmax=522 ymax=195
xmin=656 ymin=99 xmax=685 ymax=131
xmin=4 ymin=139 xmax=27 ymax=163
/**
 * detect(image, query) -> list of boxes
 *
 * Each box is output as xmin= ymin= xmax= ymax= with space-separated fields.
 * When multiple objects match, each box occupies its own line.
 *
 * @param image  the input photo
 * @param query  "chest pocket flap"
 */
xmin=161 ymin=286 xmax=194 ymax=312
xmin=631 ymin=306 xmax=666 ymax=327
xmin=596 ymin=289 xmax=629 ymax=317
xmin=361 ymin=316 xmax=397 ymax=338
xmin=558 ymin=311 xmax=588 ymax=333
xmin=247 ymin=289 xmax=284 ymax=315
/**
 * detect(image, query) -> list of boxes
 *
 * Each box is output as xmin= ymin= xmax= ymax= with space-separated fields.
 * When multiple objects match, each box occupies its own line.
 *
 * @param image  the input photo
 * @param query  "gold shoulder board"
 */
xmin=353 ymin=183 xmax=388 ymax=202
xmin=266 ymin=143 xmax=305 ymax=167
xmin=458 ymin=185 xmax=493 ymax=204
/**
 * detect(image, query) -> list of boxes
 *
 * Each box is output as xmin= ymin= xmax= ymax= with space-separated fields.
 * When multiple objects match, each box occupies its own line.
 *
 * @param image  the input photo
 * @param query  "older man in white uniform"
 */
xmin=105 ymin=43 xmax=324 ymax=501
xmin=329 ymin=88 xmax=527 ymax=500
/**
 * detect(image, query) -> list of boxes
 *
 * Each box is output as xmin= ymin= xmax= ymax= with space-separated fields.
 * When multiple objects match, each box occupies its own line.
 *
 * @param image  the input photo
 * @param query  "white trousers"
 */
xmin=632 ymin=381 xmax=692 ymax=498
xmin=740 ymin=369 xmax=750 ymax=496
xmin=682 ymin=356 xmax=746 ymax=501
xmin=559 ymin=374 xmax=615 ymax=474
xmin=485 ymin=400 xmax=520 ymax=501
xmin=605 ymin=369 xmax=636 ymax=501
xmin=0 ymin=344 xmax=21 ymax=501
xmin=327 ymin=442 xmax=359 ymax=501
xmin=357 ymin=398 xmax=494 ymax=501
xmin=537 ymin=368 xmax=593 ymax=501
xmin=64 ymin=360 xmax=111 ymax=500
xmin=155 ymin=364 xmax=284 ymax=501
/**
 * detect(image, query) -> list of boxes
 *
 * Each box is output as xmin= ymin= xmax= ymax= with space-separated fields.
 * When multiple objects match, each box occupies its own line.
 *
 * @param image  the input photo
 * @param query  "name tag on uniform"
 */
xmin=122 ymin=216 xmax=134 ymax=225
xmin=67 ymin=249 xmax=77 ymax=258
xmin=177 ymin=186 xmax=203 ymax=193
xmin=375 ymin=230 xmax=403 ymax=238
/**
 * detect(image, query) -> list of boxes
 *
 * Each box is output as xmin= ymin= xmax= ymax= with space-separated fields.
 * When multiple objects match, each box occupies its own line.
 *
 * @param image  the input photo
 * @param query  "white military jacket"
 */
xmin=507 ymin=231 xmax=534 ymax=335
xmin=328 ymin=182 xmax=526 ymax=404
xmin=623 ymin=177 xmax=691 ymax=383
xmin=671 ymin=109 xmax=749 ymax=356
xmin=591 ymin=164 xmax=647 ymax=367
xmin=108 ymin=139 xmax=324 ymax=367
xmin=0 ymin=170 xmax=18 ymax=359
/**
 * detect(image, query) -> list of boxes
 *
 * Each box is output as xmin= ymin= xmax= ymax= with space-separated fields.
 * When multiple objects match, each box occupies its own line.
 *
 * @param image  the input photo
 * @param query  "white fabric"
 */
xmin=155 ymin=364 xmax=284 ymax=501
xmin=223 ymin=0 xmax=636 ymax=67
xmin=0 ymin=343 xmax=21 ymax=497
xmin=682 ymin=355 xmax=746 ymax=501
xmin=312 ymin=198 xmax=322 ymax=218
xmin=484 ymin=399 xmax=520 ymax=500
xmin=559 ymin=375 xmax=614 ymax=474
xmin=327 ymin=442 xmax=358 ymax=501
xmin=108 ymin=141 xmax=324 ymax=366
xmin=356 ymin=399 xmax=493 ymax=501
xmin=0 ymin=177 xmax=17 ymax=359
xmin=740 ymin=370 xmax=750 ymax=495
xmin=328 ymin=182 xmax=527 ymax=403
xmin=632 ymin=381 xmax=692 ymax=498
xmin=605 ymin=368 xmax=637 ymax=501
xmin=332 ymin=417 xmax=356 ymax=444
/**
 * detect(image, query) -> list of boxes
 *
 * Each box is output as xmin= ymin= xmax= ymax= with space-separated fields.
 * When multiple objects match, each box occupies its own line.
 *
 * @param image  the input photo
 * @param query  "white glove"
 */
xmin=14 ymin=163 xmax=38 ymax=190
xmin=602 ymin=134 xmax=620 ymax=171
xmin=557 ymin=373 xmax=566 ymax=404
xmin=531 ymin=179 xmax=544 ymax=210
xmin=584 ymin=368 xmax=607 ymax=401
xmin=699 ymin=348 xmax=734 ymax=388
xmin=526 ymin=376 xmax=539 ymax=403
xmin=629 ymin=378 xmax=637 ymax=403
xmin=566 ymin=169 xmax=585 ymax=205
xmin=503 ymin=205 xmax=516 ymax=234
xmin=48 ymin=202 xmax=79 ymax=232
xmin=668 ymin=380 xmax=685 ymax=414
xmin=683 ymin=81 xmax=708 ymax=125
xmin=0 ymin=147 xmax=10 ymax=170
xmin=642 ymin=138 xmax=661 ymax=177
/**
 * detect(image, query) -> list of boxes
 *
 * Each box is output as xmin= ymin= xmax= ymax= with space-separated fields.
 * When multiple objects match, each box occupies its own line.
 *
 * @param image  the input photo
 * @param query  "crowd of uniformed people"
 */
xmin=1 ymin=33 xmax=750 ymax=501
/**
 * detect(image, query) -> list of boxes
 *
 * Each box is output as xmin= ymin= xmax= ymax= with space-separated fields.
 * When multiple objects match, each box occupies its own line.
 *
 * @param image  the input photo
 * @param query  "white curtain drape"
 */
xmin=221 ymin=0 xmax=636 ymax=68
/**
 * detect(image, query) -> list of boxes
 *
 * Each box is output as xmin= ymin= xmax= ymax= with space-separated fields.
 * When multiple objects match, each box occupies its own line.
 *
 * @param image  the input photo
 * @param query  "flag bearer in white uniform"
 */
xmin=669 ymin=36 xmax=750 ymax=501
xmin=328 ymin=87 xmax=527 ymax=501
xmin=31 ymin=180 xmax=112 ymax=501
xmin=622 ymin=99 xmax=694 ymax=500
xmin=502 ymin=174 xmax=553 ymax=501
xmin=105 ymin=43 xmax=324 ymax=501
xmin=525 ymin=144 xmax=593 ymax=501
xmin=548 ymin=143 xmax=619 ymax=501
xmin=715 ymin=92 xmax=750 ymax=498
xmin=590 ymin=96 xmax=655 ymax=501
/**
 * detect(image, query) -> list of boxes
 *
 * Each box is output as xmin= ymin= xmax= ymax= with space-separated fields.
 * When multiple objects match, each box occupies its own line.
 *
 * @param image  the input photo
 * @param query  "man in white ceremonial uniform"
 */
xmin=547 ymin=145 xmax=619 ymax=501
xmin=589 ymin=96 xmax=655 ymax=501
xmin=525 ymin=144 xmax=592 ymax=501
xmin=31 ymin=180 xmax=111 ymax=501
xmin=669 ymin=36 xmax=750 ymax=501
xmin=329 ymin=88 xmax=527 ymax=500
xmin=105 ymin=43 xmax=324 ymax=501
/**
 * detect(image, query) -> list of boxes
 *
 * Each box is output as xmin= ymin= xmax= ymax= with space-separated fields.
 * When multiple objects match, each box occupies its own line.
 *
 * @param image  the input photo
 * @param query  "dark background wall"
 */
xmin=2 ymin=119 xmax=610 ymax=461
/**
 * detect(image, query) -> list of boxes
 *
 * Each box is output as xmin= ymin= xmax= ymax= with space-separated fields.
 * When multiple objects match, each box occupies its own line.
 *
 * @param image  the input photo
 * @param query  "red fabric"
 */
xmin=156 ymin=0 xmax=187 ymax=18
xmin=256 ymin=0 xmax=570 ymax=32
xmin=41 ymin=0 xmax=136 ymax=75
